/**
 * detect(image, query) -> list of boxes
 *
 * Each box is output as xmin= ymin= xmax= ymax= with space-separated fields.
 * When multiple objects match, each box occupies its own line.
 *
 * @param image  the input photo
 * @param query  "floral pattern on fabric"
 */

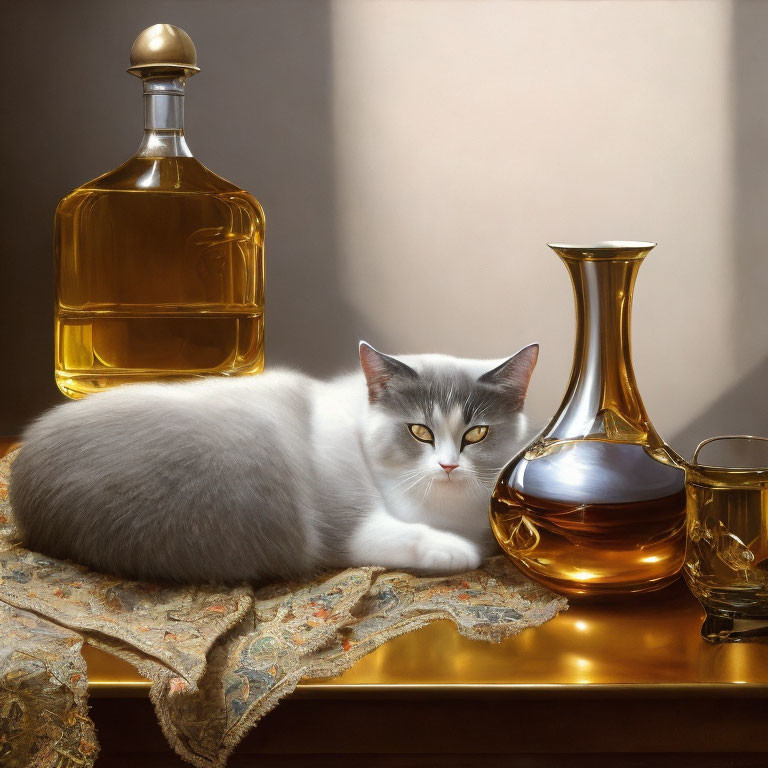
xmin=0 ymin=602 xmax=98 ymax=768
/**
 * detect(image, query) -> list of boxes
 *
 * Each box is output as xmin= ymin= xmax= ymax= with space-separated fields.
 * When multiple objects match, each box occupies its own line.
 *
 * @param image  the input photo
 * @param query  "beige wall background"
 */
xmin=2 ymin=0 xmax=766 ymax=459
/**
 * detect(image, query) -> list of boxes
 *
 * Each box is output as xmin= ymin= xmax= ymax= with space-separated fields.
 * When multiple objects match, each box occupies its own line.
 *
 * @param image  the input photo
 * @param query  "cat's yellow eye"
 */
xmin=408 ymin=424 xmax=434 ymax=444
xmin=463 ymin=425 xmax=489 ymax=445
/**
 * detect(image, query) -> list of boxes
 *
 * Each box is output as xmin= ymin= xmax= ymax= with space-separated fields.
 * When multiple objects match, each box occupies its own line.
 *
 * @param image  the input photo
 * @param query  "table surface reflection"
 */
xmin=83 ymin=579 xmax=768 ymax=695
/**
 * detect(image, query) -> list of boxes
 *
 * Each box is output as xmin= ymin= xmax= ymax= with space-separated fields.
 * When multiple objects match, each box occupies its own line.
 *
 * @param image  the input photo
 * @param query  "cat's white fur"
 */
xmin=10 ymin=343 xmax=539 ymax=582
xmin=319 ymin=362 xmax=482 ymax=571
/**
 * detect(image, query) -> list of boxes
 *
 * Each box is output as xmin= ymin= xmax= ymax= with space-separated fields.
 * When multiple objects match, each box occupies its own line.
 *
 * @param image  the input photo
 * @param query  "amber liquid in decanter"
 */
xmin=54 ymin=24 xmax=265 ymax=398
xmin=491 ymin=442 xmax=687 ymax=597
xmin=489 ymin=243 xmax=687 ymax=597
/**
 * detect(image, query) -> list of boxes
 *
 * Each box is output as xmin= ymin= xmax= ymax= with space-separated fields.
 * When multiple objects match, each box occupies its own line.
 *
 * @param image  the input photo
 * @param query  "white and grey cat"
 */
xmin=10 ymin=342 xmax=538 ymax=583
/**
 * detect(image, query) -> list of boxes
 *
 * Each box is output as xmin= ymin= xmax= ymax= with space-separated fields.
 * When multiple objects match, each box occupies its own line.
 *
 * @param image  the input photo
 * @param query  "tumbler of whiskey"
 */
xmin=54 ymin=24 xmax=265 ymax=398
xmin=684 ymin=436 xmax=768 ymax=643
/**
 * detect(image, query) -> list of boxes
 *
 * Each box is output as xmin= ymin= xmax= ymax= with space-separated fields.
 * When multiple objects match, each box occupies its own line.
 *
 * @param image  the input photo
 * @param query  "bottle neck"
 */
xmin=546 ymin=255 xmax=659 ymax=445
xmin=136 ymin=76 xmax=192 ymax=158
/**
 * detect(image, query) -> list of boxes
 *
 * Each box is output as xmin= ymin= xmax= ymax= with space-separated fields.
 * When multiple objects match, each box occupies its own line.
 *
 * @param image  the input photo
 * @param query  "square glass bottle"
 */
xmin=55 ymin=24 xmax=265 ymax=398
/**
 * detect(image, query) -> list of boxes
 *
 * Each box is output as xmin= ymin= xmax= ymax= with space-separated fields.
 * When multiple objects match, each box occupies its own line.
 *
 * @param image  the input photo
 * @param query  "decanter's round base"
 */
xmin=507 ymin=562 xmax=682 ymax=599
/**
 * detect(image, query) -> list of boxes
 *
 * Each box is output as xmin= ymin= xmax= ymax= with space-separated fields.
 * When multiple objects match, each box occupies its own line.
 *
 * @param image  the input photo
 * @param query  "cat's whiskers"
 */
xmin=460 ymin=465 xmax=499 ymax=492
xmin=469 ymin=474 xmax=491 ymax=494
xmin=390 ymin=469 xmax=429 ymax=495
xmin=418 ymin=474 xmax=436 ymax=506
xmin=399 ymin=474 xmax=429 ymax=497
xmin=426 ymin=476 xmax=437 ymax=503
xmin=390 ymin=468 xmax=421 ymax=486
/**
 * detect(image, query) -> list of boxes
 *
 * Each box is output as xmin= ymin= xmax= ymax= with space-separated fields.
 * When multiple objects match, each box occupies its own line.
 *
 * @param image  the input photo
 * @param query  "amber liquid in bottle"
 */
xmin=55 ymin=158 xmax=264 ymax=397
xmin=55 ymin=33 xmax=264 ymax=398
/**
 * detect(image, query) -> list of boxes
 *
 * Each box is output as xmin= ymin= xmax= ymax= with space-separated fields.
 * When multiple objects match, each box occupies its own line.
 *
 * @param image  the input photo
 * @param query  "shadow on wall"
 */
xmin=671 ymin=355 xmax=768 ymax=460
xmin=671 ymin=0 xmax=768 ymax=458
xmin=0 ymin=0 xmax=372 ymax=436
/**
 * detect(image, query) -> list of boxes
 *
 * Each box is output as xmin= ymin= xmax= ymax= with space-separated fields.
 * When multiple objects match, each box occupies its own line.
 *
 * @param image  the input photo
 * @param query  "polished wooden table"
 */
xmin=3 ymin=439 xmax=768 ymax=766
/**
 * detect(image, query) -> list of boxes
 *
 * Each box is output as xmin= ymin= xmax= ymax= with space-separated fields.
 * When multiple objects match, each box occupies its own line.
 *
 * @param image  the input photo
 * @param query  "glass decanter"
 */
xmin=490 ymin=242 xmax=686 ymax=597
xmin=54 ymin=24 xmax=265 ymax=398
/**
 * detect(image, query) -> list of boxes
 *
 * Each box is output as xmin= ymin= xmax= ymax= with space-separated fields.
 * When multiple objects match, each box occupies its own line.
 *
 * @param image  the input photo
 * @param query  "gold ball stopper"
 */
xmin=127 ymin=23 xmax=200 ymax=77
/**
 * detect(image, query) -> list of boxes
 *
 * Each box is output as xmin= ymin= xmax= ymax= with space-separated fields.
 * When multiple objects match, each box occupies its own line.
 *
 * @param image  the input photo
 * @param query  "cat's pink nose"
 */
xmin=439 ymin=462 xmax=459 ymax=474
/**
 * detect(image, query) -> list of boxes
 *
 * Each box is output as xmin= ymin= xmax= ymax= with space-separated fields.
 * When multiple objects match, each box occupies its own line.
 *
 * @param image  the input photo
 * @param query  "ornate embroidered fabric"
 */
xmin=0 ymin=451 xmax=567 ymax=767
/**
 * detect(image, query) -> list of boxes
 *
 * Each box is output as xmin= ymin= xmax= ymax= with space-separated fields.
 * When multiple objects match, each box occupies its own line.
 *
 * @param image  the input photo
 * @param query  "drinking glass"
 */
xmin=684 ymin=435 xmax=768 ymax=643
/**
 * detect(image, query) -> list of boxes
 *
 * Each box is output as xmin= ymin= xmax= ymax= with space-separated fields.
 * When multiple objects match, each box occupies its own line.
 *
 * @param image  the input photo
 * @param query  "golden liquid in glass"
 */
xmin=491 ymin=458 xmax=687 ymax=598
xmin=55 ymin=157 xmax=265 ymax=398
xmin=685 ymin=482 xmax=768 ymax=615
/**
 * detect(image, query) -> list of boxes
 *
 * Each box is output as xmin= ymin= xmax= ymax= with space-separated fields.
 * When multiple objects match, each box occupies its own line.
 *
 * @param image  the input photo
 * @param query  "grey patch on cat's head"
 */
xmin=358 ymin=341 xmax=540 ymax=510
xmin=359 ymin=341 xmax=539 ymax=420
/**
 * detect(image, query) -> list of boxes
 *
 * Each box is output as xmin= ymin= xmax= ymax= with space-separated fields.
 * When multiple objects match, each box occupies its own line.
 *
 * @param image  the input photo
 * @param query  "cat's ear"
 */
xmin=478 ymin=343 xmax=539 ymax=408
xmin=359 ymin=341 xmax=418 ymax=402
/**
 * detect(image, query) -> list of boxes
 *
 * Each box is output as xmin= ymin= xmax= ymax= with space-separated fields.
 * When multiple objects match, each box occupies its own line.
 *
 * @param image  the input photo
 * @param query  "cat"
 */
xmin=9 ymin=342 xmax=538 ymax=584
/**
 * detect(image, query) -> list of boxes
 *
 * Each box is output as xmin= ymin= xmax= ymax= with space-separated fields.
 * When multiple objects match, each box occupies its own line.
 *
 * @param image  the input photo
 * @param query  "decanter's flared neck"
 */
xmin=136 ymin=75 xmax=192 ymax=158
xmin=544 ymin=242 xmax=661 ymax=446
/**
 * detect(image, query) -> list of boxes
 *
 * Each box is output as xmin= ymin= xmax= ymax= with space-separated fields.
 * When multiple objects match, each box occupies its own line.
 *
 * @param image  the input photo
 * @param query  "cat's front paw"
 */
xmin=414 ymin=529 xmax=482 ymax=573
